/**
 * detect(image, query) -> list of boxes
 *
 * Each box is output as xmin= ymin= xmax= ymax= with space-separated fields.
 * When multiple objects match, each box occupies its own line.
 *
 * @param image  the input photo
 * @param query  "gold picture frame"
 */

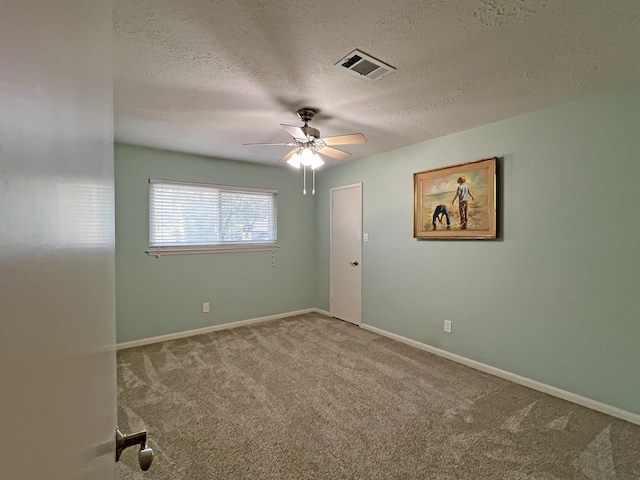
xmin=413 ymin=157 xmax=497 ymax=239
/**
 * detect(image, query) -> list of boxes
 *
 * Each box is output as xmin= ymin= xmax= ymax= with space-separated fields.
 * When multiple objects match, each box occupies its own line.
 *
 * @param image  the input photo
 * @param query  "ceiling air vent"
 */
xmin=335 ymin=49 xmax=395 ymax=81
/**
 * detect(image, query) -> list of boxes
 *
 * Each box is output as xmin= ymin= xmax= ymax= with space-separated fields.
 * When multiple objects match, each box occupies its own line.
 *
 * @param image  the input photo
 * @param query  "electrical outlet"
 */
xmin=444 ymin=320 xmax=452 ymax=333
xmin=363 ymin=233 xmax=369 ymax=242
xmin=203 ymin=302 xmax=210 ymax=313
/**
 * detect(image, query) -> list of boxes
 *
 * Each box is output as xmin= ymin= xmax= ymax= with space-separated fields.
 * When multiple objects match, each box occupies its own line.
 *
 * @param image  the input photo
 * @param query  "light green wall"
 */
xmin=315 ymin=88 xmax=640 ymax=415
xmin=115 ymin=144 xmax=317 ymax=343
xmin=116 ymin=89 xmax=640 ymax=415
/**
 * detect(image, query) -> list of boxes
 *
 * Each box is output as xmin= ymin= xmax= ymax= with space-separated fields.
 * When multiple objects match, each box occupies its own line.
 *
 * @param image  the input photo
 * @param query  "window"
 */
xmin=148 ymin=179 xmax=277 ymax=256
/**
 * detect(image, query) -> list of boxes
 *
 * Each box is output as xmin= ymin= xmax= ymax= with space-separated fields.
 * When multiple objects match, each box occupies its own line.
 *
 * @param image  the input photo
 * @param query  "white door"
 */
xmin=0 ymin=1 xmax=117 ymax=479
xmin=330 ymin=183 xmax=363 ymax=325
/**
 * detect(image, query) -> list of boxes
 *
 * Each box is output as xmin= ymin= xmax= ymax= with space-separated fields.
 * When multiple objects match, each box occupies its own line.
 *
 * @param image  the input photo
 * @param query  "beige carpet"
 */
xmin=117 ymin=313 xmax=640 ymax=479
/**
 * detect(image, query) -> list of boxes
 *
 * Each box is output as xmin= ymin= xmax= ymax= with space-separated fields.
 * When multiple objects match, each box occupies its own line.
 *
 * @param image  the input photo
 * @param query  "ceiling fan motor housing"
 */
xmin=301 ymin=125 xmax=320 ymax=139
xmin=297 ymin=108 xmax=316 ymax=124
xmin=296 ymin=109 xmax=321 ymax=140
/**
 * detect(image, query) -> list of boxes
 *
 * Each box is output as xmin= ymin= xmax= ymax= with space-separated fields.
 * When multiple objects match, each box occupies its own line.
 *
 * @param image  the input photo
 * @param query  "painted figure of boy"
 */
xmin=432 ymin=204 xmax=451 ymax=230
xmin=451 ymin=176 xmax=474 ymax=229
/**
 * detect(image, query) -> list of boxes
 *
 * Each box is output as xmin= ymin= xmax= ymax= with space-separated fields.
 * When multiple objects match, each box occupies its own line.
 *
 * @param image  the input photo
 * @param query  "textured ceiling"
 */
xmin=113 ymin=0 xmax=640 ymax=167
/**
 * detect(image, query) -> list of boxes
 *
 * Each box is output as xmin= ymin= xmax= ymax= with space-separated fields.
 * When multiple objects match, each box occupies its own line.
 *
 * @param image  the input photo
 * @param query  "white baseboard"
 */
xmin=117 ymin=308 xmax=323 ymax=350
xmin=360 ymin=323 xmax=640 ymax=426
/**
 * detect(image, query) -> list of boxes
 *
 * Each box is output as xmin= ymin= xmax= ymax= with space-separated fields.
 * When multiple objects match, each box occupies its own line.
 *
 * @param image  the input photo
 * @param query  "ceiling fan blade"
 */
xmin=243 ymin=142 xmax=296 ymax=146
xmin=322 ymin=133 xmax=367 ymax=146
xmin=318 ymin=146 xmax=351 ymax=161
xmin=280 ymin=150 xmax=298 ymax=163
xmin=280 ymin=124 xmax=307 ymax=140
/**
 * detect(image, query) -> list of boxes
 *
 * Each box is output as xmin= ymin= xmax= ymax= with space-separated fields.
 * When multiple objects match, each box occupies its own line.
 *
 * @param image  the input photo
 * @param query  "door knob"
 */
xmin=138 ymin=446 xmax=153 ymax=471
xmin=116 ymin=428 xmax=153 ymax=471
xmin=349 ymin=261 xmax=359 ymax=266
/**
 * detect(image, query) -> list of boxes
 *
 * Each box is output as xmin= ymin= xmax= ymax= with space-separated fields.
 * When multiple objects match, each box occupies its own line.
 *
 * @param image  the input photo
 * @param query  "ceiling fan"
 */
xmin=243 ymin=108 xmax=367 ymax=170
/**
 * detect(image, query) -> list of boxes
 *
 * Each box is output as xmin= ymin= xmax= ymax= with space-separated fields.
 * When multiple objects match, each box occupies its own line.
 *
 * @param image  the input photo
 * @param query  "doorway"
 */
xmin=330 ymin=183 xmax=363 ymax=325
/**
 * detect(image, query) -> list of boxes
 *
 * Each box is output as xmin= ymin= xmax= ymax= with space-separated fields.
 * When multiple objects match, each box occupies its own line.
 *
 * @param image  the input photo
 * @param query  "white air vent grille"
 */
xmin=335 ymin=49 xmax=395 ymax=81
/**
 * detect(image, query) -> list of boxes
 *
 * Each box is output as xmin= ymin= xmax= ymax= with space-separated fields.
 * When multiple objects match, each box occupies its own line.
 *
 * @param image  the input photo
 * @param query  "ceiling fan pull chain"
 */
xmin=303 ymin=165 xmax=307 ymax=195
xmin=312 ymin=169 xmax=316 ymax=195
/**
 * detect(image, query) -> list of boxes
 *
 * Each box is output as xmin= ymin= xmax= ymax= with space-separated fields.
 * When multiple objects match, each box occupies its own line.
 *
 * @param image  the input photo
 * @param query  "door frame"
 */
xmin=329 ymin=182 xmax=363 ymax=325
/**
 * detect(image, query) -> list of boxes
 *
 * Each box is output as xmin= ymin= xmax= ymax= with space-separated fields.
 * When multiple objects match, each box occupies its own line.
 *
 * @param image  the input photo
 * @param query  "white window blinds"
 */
xmin=148 ymin=179 xmax=277 ymax=255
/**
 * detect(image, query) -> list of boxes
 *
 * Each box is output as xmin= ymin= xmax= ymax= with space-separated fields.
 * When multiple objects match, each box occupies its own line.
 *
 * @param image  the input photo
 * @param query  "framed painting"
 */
xmin=413 ymin=157 xmax=497 ymax=239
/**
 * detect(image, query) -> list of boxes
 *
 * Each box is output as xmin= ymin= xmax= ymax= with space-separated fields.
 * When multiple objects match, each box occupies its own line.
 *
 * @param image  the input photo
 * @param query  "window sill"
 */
xmin=146 ymin=245 xmax=279 ymax=257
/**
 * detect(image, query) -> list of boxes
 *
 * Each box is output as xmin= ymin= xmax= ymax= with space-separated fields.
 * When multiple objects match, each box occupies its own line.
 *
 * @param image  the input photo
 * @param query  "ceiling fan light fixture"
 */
xmin=287 ymin=151 xmax=301 ymax=169
xmin=310 ymin=155 xmax=324 ymax=170
xmin=297 ymin=147 xmax=324 ymax=170
xmin=298 ymin=147 xmax=315 ymax=166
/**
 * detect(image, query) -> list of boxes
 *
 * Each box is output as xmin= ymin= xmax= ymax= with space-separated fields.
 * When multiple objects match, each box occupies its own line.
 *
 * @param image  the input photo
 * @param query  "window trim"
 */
xmin=146 ymin=178 xmax=279 ymax=257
